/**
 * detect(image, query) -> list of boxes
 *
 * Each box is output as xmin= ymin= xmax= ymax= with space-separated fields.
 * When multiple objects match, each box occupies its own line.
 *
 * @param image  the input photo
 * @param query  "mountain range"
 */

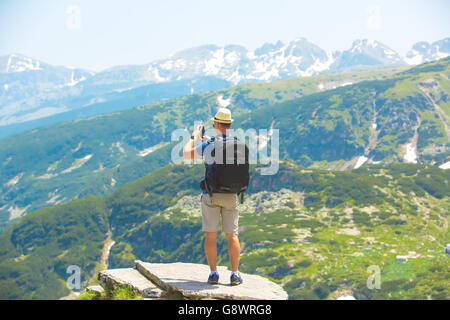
xmin=0 ymin=37 xmax=448 ymax=138
xmin=0 ymin=57 xmax=449 ymax=232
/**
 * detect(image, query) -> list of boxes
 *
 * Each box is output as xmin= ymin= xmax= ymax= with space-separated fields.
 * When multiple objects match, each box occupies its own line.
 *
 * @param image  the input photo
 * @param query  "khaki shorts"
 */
xmin=201 ymin=193 xmax=239 ymax=234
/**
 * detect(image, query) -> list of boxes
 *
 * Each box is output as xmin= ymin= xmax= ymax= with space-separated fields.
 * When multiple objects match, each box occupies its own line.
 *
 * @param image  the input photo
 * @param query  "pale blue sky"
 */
xmin=0 ymin=0 xmax=449 ymax=71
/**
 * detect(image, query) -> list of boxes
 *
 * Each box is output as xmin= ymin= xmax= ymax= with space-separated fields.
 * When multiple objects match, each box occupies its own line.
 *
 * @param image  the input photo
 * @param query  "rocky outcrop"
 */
xmin=97 ymin=260 xmax=288 ymax=300
xmin=98 ymin=267 xmax=164 ymax=299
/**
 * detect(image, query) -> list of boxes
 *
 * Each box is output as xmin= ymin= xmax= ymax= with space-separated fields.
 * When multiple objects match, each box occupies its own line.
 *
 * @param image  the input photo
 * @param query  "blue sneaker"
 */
xmin=230 ymin=272 xmax=243 ymax=286
xmin=207 ymin=272 xmax=219 ymax=284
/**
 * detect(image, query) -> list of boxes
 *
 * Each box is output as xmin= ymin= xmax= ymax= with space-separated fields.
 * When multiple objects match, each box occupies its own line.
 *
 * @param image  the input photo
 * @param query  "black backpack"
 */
xmin=200 ymin=136 xmax=249 ymax=203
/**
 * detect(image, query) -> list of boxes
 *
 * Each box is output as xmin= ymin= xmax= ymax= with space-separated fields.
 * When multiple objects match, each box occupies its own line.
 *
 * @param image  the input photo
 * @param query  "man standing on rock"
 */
xmin=182 ymin=107 xmax=249 ymax=286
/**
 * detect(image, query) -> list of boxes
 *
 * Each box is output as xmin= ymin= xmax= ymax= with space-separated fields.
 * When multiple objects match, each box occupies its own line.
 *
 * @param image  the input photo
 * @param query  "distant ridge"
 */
xmin=1 ymin=37 xmax=448 ymax=130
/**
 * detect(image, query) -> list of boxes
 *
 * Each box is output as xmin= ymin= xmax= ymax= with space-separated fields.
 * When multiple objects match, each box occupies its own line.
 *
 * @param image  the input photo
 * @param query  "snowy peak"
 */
xmin=0 ymin=53 xmax=45 ymax=73
xmin=145 ymin=37 xmax=337 ymax=84
xmin=405 ymin=38 xmax=450 ymax=65
xmin=332 ymin=39 xmax=404 ymax=70
xmin=0 ymin=53 xmax=93 ymax=87
xmin=350 ymin=39 xmax=383 ymax=52
xmin=147 ymin=44 xmax=246 ymax=83
xmin=246 ymin=37 xmax=335 ymax=80
xmin=0 ymin=54 xmax=94 ymax=127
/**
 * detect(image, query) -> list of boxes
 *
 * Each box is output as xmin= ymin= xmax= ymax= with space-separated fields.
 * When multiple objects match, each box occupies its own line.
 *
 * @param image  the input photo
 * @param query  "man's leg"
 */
xmin=204 ymin=231 xmax=218 ymax=271
xmin=201 ymin=194 xmax=221 ymax=273
xmin=226 ymin=233 xmax=240 ymax=272
xmin=219 ymin=193 xmax=240 ymax=273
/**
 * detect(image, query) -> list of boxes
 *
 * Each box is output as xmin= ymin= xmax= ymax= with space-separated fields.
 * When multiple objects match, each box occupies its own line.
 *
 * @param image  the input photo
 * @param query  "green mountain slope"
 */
xmin=0 ymin=195 xmax=109 ymax=299
xmin=0 ymin=67 xmax=404 ymax=229
xmin=235 ymin=58 xmax=450 ymax=168
xmin=0 ymin=162 xmax=448 ymax=299
xmin=108 ymin=163 xmax=449 ymax=300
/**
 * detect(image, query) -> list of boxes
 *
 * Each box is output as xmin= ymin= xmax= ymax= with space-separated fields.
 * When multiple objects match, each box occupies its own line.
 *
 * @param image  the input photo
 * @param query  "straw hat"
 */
xmin=212 ymin=107 xmax=233 ymax=124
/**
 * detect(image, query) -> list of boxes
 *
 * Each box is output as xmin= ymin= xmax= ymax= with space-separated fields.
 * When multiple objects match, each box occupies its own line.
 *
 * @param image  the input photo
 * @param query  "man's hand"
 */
xmin=192 ymin=125 xmax=211 ymax=142
xmin=183 ymin=125 xmax=205 ymax=160
xmin=191 ymin=125 xmax=203 ymax=141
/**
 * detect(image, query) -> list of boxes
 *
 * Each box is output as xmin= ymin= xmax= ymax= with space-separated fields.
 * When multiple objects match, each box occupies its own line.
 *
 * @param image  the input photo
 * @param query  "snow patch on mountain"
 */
xmin=203 ymin=47 xmax=225 ymax=75
xmin=5 ymin=172 xmax=24 ymax=187
xmin=5 ymin=54 xmax=42 ymax=73
xmin=147 ymin=65 xmax=166 ymax=82
xmin=160 ymin=60 xmax=173 ymax=70
xmin=61 ymin=154 xmax=93 ymax=174
xmin=438 ymin=161 xmax=450 ymax=170
xmin=403 ymin=143 xmax=418 ymax=163
xmin=351 ymin=41 xmax=364 ymax=53
xmin=337 ymin=295 xmax=356 ymax=300
xmin=66 ymin=71 xmax=87 ymax=87
xmin=8 ymin=204 xmax=30 ymax=220
xmin=354 ymin=156 xmax=368 ymax=169
xmin=405 ymin=38 xmax=450 ymax=65
xmin=306 ymin=51 xmax=336 ymax=75
xmin=225 ymin=51 xmax=240 ymax=65
xmin=404 ymin=50 xmax=424 ymax=65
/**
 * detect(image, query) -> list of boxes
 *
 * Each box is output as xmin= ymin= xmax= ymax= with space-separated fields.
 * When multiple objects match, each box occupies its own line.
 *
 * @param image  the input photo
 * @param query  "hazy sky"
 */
xmin=0 ymin=0 xmax=449 ymax=71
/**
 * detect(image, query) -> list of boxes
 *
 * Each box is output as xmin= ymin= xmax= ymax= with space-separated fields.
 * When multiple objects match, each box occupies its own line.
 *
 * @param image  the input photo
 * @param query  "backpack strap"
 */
xmin=203 ymin=137 xmax=215 ymax=198
xmin=206 ymin=182 xmax=213 ymax=198
xmin=238 ymin=192 xmax=244 ymax=204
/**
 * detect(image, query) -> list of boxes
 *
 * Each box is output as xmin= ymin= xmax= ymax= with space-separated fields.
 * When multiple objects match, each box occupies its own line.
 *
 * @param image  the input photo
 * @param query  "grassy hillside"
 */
xmin=236 ymin=58 xmax=449 ymax=167
xmin=0 ymin=162 xmax=448 ymax=300
xmin=0 ymin=67 xmax=404 ymax=229
xmin=0 ymin=195 xmax=109 ymax=299
xmin=109 ymin=163 xmax=449 ymax=300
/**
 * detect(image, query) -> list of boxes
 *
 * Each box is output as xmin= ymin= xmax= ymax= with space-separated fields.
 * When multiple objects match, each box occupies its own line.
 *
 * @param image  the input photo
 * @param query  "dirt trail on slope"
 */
xmin=100 ymin=230 xmax=115 ymax=270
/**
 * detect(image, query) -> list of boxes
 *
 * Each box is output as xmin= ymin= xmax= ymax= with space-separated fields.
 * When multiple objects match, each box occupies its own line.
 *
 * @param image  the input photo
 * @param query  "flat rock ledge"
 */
xmin=97 ymin=260 xmax=288 ymax=300
xmin=98 ymin=267 xmax=164 ymax=299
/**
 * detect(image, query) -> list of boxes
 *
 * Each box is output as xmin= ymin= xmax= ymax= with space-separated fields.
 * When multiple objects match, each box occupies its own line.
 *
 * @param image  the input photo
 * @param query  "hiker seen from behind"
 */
xmin=182 ymin=107 xmax=249 ymax=286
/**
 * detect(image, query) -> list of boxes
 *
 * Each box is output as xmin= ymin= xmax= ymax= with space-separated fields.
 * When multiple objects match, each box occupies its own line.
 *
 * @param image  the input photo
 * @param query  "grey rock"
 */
xmin=134 ymin=260 xmax=288 ymax=300
xmin=98 ymin=268 xmax=164 ymax=298
xmin=86 ymin=285 xmax=104 ymax=295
